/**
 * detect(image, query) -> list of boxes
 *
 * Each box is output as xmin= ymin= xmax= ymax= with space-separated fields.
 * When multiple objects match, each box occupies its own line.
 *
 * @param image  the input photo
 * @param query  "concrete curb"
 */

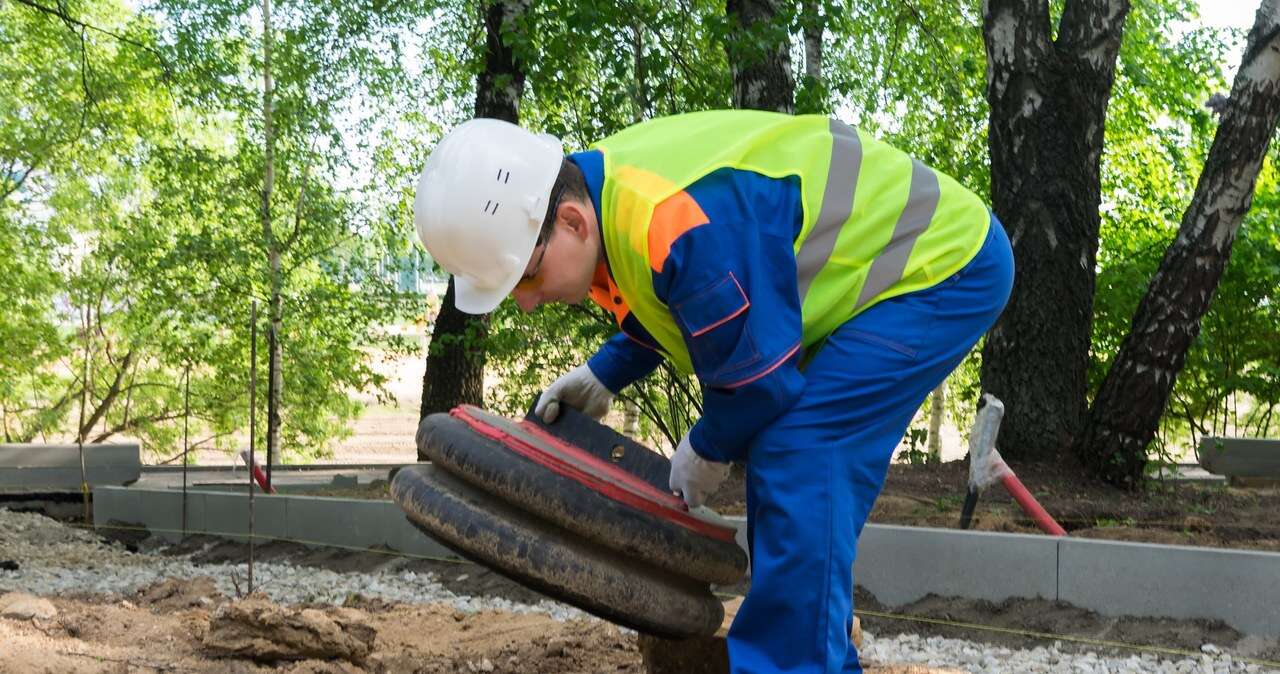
xmin=92 ymin=486 xmax=456 ymax=560
xmin=90 ymin=487 xmax=1280 ymax=637
xmin=1 ymin=443 xmax=140 ymax=491
xmin=850 ymin=523 xmax=1280 ymax=637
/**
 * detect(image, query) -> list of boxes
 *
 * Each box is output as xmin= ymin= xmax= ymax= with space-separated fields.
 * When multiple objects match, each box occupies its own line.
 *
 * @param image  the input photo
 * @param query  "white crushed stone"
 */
xmin=858 ymin=631 xmax=1275 ymax=673
xmin=2 ymin=508 xmax=1276 ymax=672
xmin=0 ymin=507 xmax=583 ymax=621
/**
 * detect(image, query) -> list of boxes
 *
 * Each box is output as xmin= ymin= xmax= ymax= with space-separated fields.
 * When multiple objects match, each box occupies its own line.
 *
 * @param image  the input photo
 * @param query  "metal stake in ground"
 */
xmin=248 ymin=300 xmax=258 ymax=594
xmin=182 ymin=366 xmax=190 ymax=536
xmin=78 ymin=300 xmax=92 ymax=525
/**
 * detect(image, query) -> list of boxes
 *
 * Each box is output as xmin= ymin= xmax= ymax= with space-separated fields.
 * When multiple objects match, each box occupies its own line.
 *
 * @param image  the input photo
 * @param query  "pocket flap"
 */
xmin=673 ymin=273 xmax=750 ymax=337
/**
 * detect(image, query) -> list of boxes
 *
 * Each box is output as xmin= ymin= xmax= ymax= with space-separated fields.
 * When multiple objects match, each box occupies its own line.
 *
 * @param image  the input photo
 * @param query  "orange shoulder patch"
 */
xmin=648 ymin=191 xmax=709 ymax=273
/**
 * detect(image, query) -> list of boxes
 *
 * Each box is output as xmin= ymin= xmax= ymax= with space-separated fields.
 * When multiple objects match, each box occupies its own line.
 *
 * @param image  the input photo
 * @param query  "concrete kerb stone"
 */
xmin=854 ymin=524 xmax=1060 ymax=606
xmin=1 ymin=443 xmax=141 ymax=490
xmin=1058 ymin=536 xmax=1280 ymax=637
xmin=286 ymin=495 xmax=364 ymax=548
xmin=92 ymin=486 xmax=457 ymax=560
xmin=202 ymin=491 xmax=289 ymax=543
xmin=724 ymin=518 xmax=1280 ymax=638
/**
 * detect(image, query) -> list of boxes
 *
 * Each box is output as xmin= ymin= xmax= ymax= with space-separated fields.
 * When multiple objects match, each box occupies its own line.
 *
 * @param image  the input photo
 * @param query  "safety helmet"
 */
xmin=414 ymin=118 xmax=563 ymax=314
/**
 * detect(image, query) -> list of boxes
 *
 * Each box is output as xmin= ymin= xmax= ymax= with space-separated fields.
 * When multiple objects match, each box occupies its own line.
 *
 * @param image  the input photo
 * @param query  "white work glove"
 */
xmin=535 ymin=364 xmax=614 ymax=423
xmin=669 ymin=433 xmax=730 ymax=508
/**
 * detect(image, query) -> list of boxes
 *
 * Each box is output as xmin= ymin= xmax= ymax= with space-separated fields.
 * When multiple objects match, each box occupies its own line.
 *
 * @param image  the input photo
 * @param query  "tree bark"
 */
xmin=1078 ymin=0 xmax=1280 ymax=487
xmin=261 ymin=0 xmax=282 ymax=484
xmin=797 ymin=0 xmax=825 ymax=113
xmin=419 ymin=0 xmax=527 ymax=436
xmin=927 ymin=381 xmax=945 ymax=462
xmin=980 ymin=0 xmax=1130 ymax=462
xmin=726 ymin=0 xmax=795 ymax=112
xmin=801 ymin=0 xmax=822 ymax=84
xmin=631 ymin=22 xmax=648 ymax=123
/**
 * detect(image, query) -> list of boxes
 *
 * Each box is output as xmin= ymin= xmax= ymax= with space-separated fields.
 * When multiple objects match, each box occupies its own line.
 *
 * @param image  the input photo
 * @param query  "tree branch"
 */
xmin=11 ymin=0 xmax=172 ymax=75
xmin=1057 ymin=0 xmax=1131 ymax=64
xmin=78 ymin=348 xmax=135 ymax=440
xmin=89 ymin=409 xmax=187 ymax=444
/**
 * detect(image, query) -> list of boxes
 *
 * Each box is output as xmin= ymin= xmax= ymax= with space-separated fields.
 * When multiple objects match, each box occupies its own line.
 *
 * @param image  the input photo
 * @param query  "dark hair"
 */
xmin=537 ymin=158 xmax=589 ymax=243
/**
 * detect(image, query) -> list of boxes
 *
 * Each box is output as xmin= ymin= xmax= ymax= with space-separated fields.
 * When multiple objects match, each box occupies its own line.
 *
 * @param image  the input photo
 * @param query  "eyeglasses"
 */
xmin=515 ymin=238 xmax=549 ymax=290
xmin=514 ymin=185 xmax=565 ymax=291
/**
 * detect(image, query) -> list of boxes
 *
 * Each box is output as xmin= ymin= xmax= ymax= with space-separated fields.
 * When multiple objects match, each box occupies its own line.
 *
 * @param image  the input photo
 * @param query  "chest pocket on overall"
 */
xmin=672 ymin=272 xmax=762 ymax=386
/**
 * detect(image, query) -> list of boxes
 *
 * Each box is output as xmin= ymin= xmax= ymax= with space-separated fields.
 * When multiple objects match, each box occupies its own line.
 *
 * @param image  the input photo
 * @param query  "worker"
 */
xmin=414 ymin=110 xmax=1013 ymax=674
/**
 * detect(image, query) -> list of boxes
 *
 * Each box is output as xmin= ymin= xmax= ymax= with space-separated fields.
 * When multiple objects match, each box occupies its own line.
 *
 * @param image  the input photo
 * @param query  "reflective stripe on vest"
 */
xmin=593 ymin=110 xmax=989 ymax=376
xmin=795 ymin=119 xmax=860 ymax=302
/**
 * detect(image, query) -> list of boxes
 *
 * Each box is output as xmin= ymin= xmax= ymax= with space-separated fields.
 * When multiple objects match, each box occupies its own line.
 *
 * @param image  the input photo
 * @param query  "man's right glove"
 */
xmin=534 ymin=364 xmax=614 ymax=423
xmin=669 ymin=433 xmax=730 ymax=508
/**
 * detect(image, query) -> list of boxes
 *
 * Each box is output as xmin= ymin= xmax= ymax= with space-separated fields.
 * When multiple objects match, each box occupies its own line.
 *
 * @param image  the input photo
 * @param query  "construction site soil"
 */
xmin=155 ymin=536 xmax=1280 ymax=664
xmin=106 ymin=455 xmax=1279 ymax=665
xmin=10 ymin=457 xmax=1275 ymax=671
xmin=0 ymin=575 xmax=954 ymax=674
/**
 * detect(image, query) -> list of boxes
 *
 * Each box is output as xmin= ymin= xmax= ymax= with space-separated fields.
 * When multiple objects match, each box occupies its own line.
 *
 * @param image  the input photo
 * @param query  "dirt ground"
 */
xmin=0 ymin=587 xmax=640 ymax=674
xmin=108 ymin=351 xmax=1279 ymax=669
xmin=118 ymin=524 xmax=1280 ymax=666
xmin=253 ymin=431 xmax=1280 ymax=663
xmin=0 ymin=581 xmax=956 ymax=674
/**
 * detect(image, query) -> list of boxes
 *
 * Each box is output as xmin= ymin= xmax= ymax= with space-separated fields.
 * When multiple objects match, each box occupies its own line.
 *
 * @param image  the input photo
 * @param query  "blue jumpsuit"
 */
xmin=569 ymin=149 xmax=1014 ymax=673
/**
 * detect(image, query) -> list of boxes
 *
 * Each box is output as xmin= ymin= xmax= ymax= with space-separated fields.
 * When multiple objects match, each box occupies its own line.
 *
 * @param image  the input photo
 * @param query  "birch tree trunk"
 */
xmin=980 ymin=0 xmax=1130 ymax=462
xmin=927 ymin=382 xmax=945 ymax=463
xmin=419 ymin=0 xmax=528 ymax=436
xmin=726 ymin=0 xmax=795 ymax=112
xmin=261 ymin=0 xmax=282 ymax=482
xmin=1078 ymin=0 xmax=1280 ymax=487
xmin=797 ymin=0 xmax=825 ymax=112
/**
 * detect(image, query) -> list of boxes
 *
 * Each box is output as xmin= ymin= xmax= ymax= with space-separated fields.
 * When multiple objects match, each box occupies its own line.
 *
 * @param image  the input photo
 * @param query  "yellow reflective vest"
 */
xmin=592 ymin=110 xmax=990 ymax=375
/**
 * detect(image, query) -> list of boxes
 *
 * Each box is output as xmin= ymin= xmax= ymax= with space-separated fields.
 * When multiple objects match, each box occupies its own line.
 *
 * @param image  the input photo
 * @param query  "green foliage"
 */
xmin=897 ymin=426 xmax=936 ymax=465
xmin=4 ymin=0 xmax=1275 ymax=471
xmin=0 ymin=0 xmax=419 ymax=459
xmin=824 ymin=0 xmax=989 ymax=193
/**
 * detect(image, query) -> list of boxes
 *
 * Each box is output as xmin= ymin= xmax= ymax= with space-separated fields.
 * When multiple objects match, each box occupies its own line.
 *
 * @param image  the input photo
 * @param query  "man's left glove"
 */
xmin=669 ymin=433 xmax=729 ymax=508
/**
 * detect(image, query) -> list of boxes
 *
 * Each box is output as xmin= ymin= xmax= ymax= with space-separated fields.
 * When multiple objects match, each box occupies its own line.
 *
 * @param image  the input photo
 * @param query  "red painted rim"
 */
xmin=450 ymin=406 xmax=736 ymax=543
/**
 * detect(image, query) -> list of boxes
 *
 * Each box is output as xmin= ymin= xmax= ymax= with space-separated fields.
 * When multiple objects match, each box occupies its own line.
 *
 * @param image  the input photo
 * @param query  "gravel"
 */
xmin=859 ymin=632 xmax=1276 ymax=673
xmin=0 ymin=507 xmax=585 ymax=621
xmin=2 ymin=507 xmax=1275 ymax=673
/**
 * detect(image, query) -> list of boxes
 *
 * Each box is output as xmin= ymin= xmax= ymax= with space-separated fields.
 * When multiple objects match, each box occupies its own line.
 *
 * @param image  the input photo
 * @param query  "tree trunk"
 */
xmin=261 ymin=0 xmax=281 ymax=484
xmin=927 ymin=381 xmax=945 ymax=463
xmin=1078 ymin=1 xmax=1280 ymax=488
xmin=419 ymin=0 xmax=527 ymax=433
xmin=796 ymin=0 xmax=825 ymax=113
xmin=631 ymin=22 xmax=647 ymax=123
xmin=726 ymin=0 xmax=795 ymax=112
xmin=980 ymin=0 xmax=1130 ymax=462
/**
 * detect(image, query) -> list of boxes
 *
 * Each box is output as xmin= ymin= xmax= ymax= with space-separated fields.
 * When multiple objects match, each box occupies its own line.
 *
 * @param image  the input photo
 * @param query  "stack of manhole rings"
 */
xmin=391 ymin=404 xmax=747 ymax=638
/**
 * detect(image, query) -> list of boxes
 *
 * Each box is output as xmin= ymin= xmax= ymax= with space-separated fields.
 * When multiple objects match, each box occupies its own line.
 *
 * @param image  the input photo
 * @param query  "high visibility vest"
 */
xmin=592 ymin=110 xmax=990 ymax=375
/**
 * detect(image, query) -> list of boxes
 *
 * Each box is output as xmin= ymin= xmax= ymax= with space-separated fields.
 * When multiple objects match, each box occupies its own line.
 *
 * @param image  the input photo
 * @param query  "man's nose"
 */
xmin=511 ymin=288 xmax=539 ymax=313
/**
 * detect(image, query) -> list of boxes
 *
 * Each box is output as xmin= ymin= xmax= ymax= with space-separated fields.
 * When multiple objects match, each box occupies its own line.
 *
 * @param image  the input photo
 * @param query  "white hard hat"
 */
xmin=414 ymin=118 xmax=563 ymax=314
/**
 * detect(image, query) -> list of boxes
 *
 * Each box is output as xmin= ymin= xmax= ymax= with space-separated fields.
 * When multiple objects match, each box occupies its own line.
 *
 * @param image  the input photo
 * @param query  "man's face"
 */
xmin=510 ymin=199 xmax=599 ymax=312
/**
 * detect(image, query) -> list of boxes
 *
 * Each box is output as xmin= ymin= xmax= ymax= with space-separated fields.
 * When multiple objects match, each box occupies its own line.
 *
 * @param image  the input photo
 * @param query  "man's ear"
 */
xmin=559 ymin=200 xmax=591 ymax=241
